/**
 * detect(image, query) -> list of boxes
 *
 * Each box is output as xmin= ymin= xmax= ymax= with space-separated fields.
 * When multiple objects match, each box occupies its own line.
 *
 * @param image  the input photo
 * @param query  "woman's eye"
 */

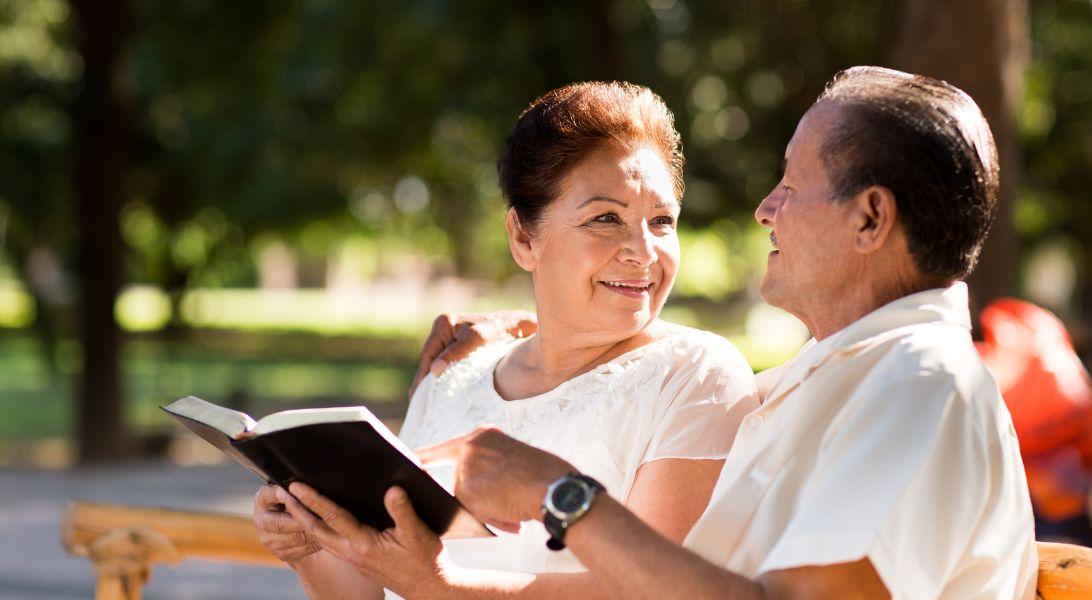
xmin=591 ymin=213 xmax=620 ymax=224
xmin=652 ymin=215 xmax=676 ymax=228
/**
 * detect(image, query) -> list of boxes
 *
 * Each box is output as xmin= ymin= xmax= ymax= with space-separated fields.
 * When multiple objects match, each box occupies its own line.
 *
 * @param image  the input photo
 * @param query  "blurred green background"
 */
xmin=1 ymin=0 xmax=1089 ymax=467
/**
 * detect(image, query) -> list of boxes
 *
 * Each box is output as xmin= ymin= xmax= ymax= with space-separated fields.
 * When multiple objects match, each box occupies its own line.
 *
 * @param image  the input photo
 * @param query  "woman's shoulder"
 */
xmin=643 ymin=322 xmax=756 ymax=392
xmin=648 ymin=322 xmax=749 ymax=364
xmin=428 ymin=337 xmax=521 ymax=397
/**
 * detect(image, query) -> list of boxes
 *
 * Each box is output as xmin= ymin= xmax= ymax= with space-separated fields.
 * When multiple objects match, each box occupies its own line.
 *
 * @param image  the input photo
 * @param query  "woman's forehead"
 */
xmin=560 ymin=147 xmax=676 ymax=203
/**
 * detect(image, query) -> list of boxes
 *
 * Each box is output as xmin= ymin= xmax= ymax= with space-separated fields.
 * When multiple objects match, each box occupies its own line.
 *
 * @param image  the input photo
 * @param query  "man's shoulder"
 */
xmin=862 ymin=321 xmax=989 ymax=388
xmin=850 ymin=321 xmax=1010 ymax=441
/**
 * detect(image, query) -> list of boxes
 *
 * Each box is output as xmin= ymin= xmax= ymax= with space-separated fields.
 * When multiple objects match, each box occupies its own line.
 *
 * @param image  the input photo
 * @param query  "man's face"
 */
xmin=754 ymin=102 xmax=860 ymax=325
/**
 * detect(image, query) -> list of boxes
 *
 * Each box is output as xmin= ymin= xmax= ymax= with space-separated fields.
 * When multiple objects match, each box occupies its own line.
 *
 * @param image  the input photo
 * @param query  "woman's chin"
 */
xmin=604 ymin=308 xmax=656 ymax=335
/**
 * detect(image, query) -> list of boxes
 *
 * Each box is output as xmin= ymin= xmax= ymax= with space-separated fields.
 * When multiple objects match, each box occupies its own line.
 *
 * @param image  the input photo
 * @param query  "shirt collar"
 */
xmin=763 ymin=283 xmax=971 ymax=404
xmin=825 ymin=282 xmax=971 ymax=351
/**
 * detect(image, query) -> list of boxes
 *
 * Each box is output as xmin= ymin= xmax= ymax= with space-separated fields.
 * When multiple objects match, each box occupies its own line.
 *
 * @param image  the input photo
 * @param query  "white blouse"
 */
xmin=398 ymin=327 xmax=757 ymax=577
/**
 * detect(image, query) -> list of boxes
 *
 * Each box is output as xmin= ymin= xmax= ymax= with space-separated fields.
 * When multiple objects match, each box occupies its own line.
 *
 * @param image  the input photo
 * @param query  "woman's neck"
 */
xmin=494 ymin=320 xmax=669 ymax=400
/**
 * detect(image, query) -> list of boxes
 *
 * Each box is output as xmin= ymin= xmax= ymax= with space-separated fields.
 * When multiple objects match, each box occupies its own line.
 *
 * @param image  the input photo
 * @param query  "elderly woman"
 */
xmin=253 ymin=81 xmax=758 ymax=599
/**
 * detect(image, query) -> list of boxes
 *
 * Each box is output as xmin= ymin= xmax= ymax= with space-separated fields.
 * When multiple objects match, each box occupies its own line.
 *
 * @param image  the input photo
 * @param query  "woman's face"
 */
xmin=510 ymin=144 xmax=681 ymax=342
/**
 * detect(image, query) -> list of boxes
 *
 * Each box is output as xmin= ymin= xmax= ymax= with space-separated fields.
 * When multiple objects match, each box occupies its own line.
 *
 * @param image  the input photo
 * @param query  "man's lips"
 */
xmin=770 ymin=232 xmax=780 ymax=255
xmin=598 ymin=279 xmax=654 ymax=298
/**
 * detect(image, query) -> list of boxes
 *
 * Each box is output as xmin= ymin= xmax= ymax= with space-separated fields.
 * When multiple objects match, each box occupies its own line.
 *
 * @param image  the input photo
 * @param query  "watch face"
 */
xmin=551 ymin=481 xmax=588 ymax=513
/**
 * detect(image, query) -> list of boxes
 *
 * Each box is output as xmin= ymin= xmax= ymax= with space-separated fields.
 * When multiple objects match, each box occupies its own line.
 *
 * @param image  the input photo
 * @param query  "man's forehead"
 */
xmin=785 ymin=102 xmax=843 ymax=167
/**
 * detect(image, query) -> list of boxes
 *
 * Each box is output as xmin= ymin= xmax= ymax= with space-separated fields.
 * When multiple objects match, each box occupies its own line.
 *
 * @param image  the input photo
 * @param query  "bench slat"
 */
xmin=62 ymin=501 xmax=283 ymax=567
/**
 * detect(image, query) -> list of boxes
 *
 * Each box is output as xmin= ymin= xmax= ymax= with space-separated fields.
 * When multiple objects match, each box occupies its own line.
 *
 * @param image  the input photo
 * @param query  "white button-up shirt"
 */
xmin=684 ymin=284 xmax=1037 ymax=599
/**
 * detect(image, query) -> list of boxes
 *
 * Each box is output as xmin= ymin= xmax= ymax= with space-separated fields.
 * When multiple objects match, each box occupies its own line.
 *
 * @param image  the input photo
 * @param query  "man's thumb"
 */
xmin=385 ymin=487 xmax=429 ymax=538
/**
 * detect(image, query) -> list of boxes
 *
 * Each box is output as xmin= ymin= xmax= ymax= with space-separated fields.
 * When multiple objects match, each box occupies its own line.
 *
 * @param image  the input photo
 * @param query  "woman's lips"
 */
xmin=599 ymin=280 xmax=653 ymax=298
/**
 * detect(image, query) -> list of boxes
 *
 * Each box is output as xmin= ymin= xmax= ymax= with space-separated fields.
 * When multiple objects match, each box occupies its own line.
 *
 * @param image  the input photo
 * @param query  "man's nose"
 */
xmin=755 ymin=193 xmax=778 ymax=227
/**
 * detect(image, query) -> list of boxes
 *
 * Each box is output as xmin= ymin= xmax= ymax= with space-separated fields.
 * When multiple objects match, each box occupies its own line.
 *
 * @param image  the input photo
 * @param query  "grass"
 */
xmin=0 ymin=290 xmax=809 ymax=448
xmin=0 ymin=333 xmax=418 ymax=440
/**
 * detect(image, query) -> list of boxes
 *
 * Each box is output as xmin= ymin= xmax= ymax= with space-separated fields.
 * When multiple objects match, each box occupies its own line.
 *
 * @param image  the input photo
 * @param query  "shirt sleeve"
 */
xmin=640 ymin=335 xmax=759 ymax=464
xmin=756 ymin=370 xmax=989 ymax=600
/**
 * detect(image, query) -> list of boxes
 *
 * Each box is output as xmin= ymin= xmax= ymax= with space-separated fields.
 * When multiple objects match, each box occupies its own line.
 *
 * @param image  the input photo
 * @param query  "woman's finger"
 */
xmin=255 ymin=484 xmax=285 ymax=510
xmin=278 ymin=485 xmax=338 ymax=545
xmin=255 ymin=506 xmax=303 ymax=534
xmin=288 ymin=482 xmax=369 ymax=541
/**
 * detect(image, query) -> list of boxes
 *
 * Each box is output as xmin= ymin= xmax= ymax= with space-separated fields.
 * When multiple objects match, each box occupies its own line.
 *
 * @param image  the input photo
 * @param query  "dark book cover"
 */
xmin=164 ymin=409 xmax=492 ymax=539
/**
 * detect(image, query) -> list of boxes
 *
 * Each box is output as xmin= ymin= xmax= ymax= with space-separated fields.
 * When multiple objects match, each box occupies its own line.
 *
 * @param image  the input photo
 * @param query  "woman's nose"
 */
xmin=621 ymin=222 xmax=658 ymax=266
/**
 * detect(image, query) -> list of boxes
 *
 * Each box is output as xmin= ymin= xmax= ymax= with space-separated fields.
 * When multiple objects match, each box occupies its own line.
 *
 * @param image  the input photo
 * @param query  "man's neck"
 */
xmin=804 ymin=276 xmax=950 ymax=341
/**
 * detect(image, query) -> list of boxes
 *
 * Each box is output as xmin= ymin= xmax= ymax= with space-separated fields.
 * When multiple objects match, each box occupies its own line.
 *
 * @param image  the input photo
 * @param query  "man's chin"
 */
xmin=758 ymin=277 xmax=784 ymax=309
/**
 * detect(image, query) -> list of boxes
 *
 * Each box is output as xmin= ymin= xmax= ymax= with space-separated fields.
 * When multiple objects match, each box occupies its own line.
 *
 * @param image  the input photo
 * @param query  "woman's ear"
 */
xmin=849 ymin=185 xmax=898 ymax=254
xmin=506 ymin=208 xmax=537 ymax=271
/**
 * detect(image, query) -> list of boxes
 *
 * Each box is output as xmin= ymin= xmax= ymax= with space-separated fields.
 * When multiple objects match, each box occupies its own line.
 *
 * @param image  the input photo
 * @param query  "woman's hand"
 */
xmin=410 ymin=310 xmax=538 ymax=398
xmin=253 ymin=484 xmax=322 ymax=566
xmin=279 ymin=483 xmax=449 ymax=597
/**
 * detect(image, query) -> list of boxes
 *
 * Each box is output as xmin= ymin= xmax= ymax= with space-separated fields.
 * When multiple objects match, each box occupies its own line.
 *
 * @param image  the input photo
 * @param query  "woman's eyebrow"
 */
xmin=577 ymin=196 xmax=629 ymax=209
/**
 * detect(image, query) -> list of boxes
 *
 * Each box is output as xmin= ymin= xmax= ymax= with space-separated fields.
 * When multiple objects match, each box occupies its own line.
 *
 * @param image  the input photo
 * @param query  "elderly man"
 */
xmin=282 ymin=66 xmax=1037 ymax=599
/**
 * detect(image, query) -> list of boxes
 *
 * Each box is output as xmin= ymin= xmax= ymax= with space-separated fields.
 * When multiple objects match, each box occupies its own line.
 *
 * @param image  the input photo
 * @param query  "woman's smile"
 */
xmin=598 ymin=279 xmax=654 ymax=299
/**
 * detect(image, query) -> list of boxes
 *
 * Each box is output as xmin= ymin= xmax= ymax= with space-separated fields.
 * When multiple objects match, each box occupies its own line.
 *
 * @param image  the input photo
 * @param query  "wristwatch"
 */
xmin=541 ymin=472 xmax=604 ymax=551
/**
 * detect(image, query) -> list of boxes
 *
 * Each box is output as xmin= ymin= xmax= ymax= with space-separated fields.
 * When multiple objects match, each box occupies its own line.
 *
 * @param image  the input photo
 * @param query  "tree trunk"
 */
xmin=587 ymin=0 xmax=620 ymax=80
xmin=887 ymin=0 xmax=1029 ymax=324
xmin=69 ymin=0 xmax=131 ymax=463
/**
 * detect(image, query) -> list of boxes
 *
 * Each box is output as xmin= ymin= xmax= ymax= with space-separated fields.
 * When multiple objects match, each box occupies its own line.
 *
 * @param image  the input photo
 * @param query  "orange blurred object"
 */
xmin=977 ymin=298 xmax=1092 ymax=521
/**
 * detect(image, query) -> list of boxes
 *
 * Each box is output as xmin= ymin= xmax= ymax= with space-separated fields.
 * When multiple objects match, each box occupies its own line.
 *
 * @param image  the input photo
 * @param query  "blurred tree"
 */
xmin=887 ymin=0 xmax=1030 ymax=321
xmin=5 ymin=0 xmax=1092 ymax=463
xmin=69 ymin=0 xmax=131 ymax=462
xmin=0 ymin=0 xmax=77 ymax=376
xmin=1020 ymin=0 xmax=1092 ymax=333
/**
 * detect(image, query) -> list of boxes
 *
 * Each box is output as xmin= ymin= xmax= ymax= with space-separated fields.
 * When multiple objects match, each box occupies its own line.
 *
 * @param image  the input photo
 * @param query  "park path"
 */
xmin=0 ymin=460 xmax=305 ymax=599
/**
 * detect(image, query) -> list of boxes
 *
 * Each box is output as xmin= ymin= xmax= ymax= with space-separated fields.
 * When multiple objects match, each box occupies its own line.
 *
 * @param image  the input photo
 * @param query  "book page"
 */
xmin=162 ymin=396 xmax=255 ymax=437
xmin=252 ymin=406 xmax=422 ymax=467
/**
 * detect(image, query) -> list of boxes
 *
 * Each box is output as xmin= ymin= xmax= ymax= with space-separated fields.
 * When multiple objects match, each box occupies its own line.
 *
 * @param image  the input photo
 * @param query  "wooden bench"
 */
xmin=62 ymin=501 xmax=284 ymax=600
xmin=62 ymin=500 xmax=1092 ymax=600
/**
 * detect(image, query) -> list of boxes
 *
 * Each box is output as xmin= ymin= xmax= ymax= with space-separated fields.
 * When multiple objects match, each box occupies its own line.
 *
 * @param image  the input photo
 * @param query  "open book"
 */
xmin=162 ymin=396 xmax=492 ymax=539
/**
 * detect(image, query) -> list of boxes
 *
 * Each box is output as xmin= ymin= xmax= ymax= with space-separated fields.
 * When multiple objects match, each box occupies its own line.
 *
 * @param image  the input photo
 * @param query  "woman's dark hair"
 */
xmin=498 ymin=81 xmax=684 ymax=231
xmin=817 ymin=66 xmax=999 ymax=280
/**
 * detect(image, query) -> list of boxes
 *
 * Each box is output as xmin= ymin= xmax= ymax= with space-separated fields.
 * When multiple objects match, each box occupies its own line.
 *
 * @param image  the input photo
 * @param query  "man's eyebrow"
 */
xmin=577 ymin=196 xmax=629 ymax=209
xmin=654 ymin=200 xmax=681 ymax=210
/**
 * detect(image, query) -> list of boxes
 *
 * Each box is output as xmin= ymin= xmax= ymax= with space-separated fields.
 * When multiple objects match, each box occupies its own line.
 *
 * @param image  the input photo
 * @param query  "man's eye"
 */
xmin=652 ymin=215 xmax=676 ymax=228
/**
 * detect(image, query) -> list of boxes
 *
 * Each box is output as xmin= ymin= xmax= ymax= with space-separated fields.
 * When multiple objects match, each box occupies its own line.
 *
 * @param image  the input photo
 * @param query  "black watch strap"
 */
xmin=542 ymin=473 xmax=604 ymax=551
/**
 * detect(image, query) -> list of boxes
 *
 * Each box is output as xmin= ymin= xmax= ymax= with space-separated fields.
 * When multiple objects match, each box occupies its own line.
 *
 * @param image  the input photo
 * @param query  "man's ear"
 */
xmin=506 ymin=208 xmax=537 ymax=271
xmin=849 ymin=185 xmax=898 ymax=254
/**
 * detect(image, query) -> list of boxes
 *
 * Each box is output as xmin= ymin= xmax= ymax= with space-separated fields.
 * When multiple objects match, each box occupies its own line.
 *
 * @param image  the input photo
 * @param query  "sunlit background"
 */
xmin=1 ymin=0 xmax=1089 ymax=471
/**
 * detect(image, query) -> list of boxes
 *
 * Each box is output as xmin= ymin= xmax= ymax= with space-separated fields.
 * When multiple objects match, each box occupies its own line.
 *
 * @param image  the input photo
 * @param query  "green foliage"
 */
xmin=4 ymin=0 xmax=1088 ymax=301
xmin=2 ymin=1 xmax=1092 ymax=453
xmin=0 ymin=0 xmax=78 ymax=270
xmin=1020 ymin=0 xmax=1092 ymax=310
xmin=0 ymin=0 xmax=922 ymax=296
